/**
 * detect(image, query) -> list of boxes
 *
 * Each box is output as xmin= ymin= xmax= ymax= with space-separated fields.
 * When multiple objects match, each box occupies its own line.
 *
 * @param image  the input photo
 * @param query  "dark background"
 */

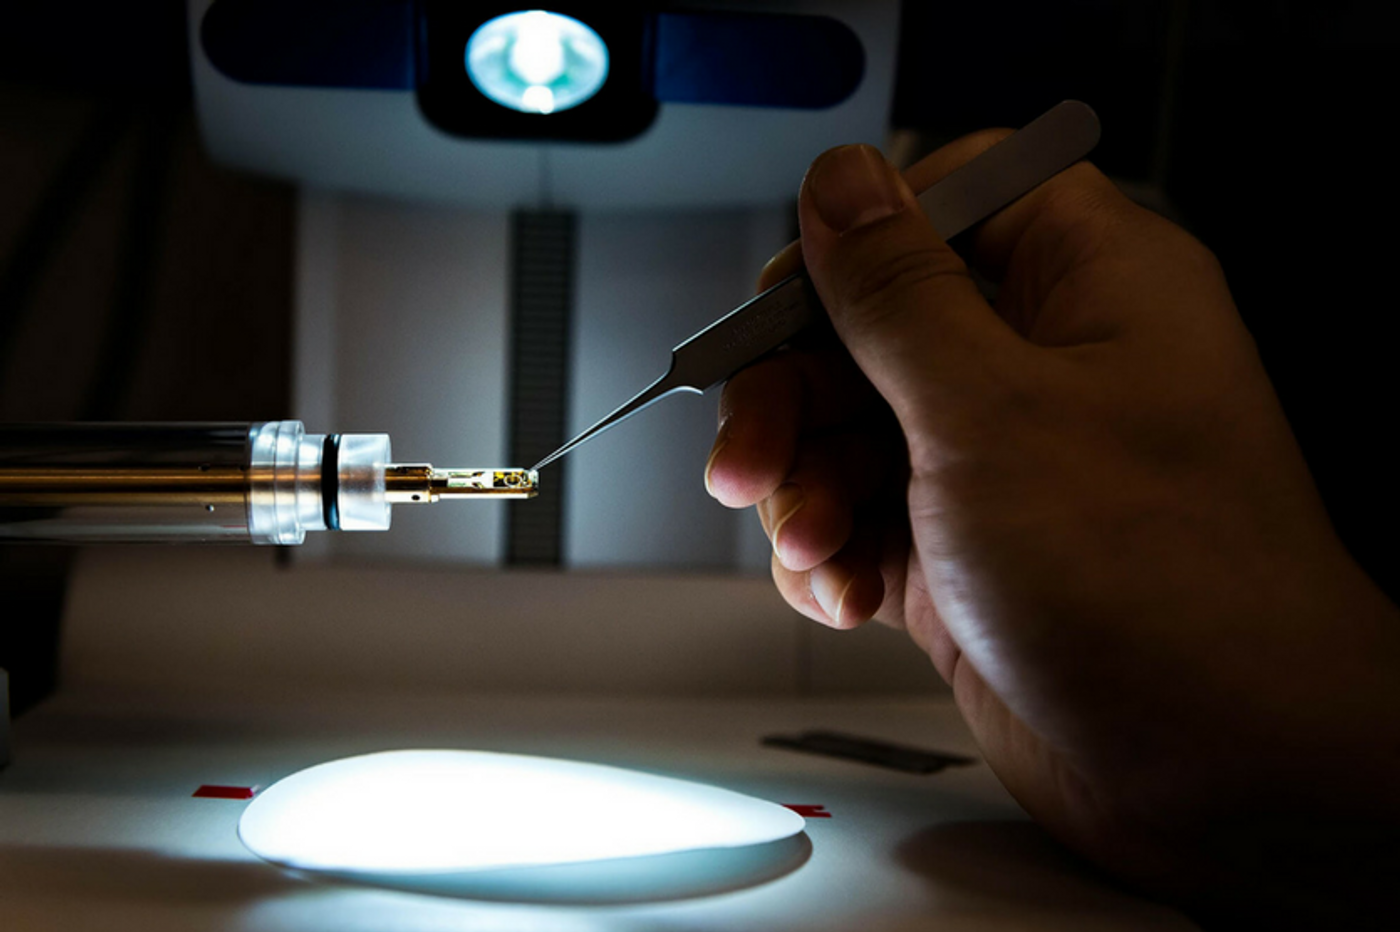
xmin=2 ymin=1 xmax=1397 ymax=713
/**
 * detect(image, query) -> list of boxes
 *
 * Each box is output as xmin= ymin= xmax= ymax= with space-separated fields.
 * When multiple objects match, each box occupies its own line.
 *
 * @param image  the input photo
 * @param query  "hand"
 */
xmin=706 ymin=138 xmax=1400 ymax=921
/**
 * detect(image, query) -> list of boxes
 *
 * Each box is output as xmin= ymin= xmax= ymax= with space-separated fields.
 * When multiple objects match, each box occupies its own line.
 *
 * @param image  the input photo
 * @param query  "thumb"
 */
xmin=799 ymin=145 xmax=1018 ymax=442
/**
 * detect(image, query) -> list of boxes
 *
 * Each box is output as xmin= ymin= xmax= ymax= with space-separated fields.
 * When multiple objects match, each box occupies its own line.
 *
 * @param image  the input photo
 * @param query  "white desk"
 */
xmin=0 ymin=688 xmax=1196 ymax=931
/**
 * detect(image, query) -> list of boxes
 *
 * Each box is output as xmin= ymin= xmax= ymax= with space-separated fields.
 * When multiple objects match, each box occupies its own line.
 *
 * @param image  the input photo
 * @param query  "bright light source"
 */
xmin=466 ymin=11 xmax=610 ymax=115
xmin=509 ymin=13 xmax=566 ymax=85
xmin=238 ymin=750 xmax=805 ymax=875
xmin=522 ymin=84 xmax=556 ymax=114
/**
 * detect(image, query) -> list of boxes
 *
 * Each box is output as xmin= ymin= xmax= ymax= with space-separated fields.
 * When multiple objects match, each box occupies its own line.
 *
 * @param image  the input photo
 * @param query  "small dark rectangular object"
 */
xmin=193 ymin=784 xmax=257 ymax=800
xmin=763 ymin=730 xmax=976 ymax=774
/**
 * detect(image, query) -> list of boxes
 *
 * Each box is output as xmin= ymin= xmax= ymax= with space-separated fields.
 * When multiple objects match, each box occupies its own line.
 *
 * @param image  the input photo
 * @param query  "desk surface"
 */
xmin=0 ymin=689 xmax=1195 ymax=931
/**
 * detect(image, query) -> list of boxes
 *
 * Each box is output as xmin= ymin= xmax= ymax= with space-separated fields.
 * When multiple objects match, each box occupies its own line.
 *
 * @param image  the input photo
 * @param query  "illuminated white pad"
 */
xmin=239 ymin=750 xmax=806 ymax=876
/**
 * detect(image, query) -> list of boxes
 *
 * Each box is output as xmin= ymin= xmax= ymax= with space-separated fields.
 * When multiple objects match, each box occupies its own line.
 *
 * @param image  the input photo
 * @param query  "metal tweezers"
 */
xmin=534 ymin=100 xmax=1102 ymax=471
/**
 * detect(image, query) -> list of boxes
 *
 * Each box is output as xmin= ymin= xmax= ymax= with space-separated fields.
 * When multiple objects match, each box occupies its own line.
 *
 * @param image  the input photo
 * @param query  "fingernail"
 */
xmin=806 ymin=145 xmax=906 ymax=234
xmin=767 ymin=483 xmax=804 ymax=563
xmin=758 ymin=253 xmax=784 ymax=289
xmin=810 ymin=563 xmax=855 ymax=626
xmin=703 ymin=421 xmax=731 ymax=498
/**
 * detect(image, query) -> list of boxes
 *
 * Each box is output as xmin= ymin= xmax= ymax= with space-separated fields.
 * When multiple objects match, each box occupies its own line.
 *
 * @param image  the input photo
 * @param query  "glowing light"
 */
xmin=465 ymin=10 xmax=609 ymax=115
xmin=508 ymin=13 xmax=566 ymax=85
xmin=522 ymin=85 xmax=556 ymax=114
xmin=238 ymin=750 xmax=805 ymax=875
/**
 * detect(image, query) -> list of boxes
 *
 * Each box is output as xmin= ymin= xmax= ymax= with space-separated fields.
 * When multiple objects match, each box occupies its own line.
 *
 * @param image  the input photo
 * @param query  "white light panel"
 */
xmin=239 ymin=750 xmax=805 ymax=875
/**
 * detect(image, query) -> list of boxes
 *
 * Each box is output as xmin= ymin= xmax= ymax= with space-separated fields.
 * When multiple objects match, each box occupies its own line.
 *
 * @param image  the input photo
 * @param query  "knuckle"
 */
xmin=839 ymin=244 xmax=969 ymax=322
xmin=1041 ymin=177 xmax=1126 ymax=239
xmin=1033 ymin=165 xmax=1145 ymax=245
xmin=1177 ymin=231 xmax=1226 ymax=279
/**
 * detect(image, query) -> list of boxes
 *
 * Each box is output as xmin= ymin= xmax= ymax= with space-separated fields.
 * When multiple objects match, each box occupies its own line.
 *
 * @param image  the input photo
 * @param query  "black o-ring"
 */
xmin=321 ymin=434 xmax=341 ymax=531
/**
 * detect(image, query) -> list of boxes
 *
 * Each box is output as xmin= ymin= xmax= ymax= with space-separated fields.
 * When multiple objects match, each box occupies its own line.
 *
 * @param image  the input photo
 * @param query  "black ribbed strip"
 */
xmin=506 ymin=211 xmax=576 ymax=566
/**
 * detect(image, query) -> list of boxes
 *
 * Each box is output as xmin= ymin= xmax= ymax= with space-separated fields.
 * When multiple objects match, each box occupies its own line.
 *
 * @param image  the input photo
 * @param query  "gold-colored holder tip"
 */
xmin=385 ymin=466 xmax=538 ymax=503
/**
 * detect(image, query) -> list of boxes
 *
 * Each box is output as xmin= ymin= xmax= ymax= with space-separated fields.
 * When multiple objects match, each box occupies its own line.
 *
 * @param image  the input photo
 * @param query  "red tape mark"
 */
xmin=193 ymin=785 xmax=257 ymax=800
xmin=783 ymin=804 xmax=831 ymax=818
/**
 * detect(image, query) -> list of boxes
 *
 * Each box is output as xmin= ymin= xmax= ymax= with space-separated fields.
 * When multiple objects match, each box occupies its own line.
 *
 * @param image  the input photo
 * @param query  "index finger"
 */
xmin=708 ymin=343 xmax=882 ymax=508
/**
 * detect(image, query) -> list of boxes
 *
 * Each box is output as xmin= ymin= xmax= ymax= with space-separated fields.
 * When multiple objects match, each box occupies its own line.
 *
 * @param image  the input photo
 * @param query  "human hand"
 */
xmin=706 ymin=137 xmax=1400 ymax=920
